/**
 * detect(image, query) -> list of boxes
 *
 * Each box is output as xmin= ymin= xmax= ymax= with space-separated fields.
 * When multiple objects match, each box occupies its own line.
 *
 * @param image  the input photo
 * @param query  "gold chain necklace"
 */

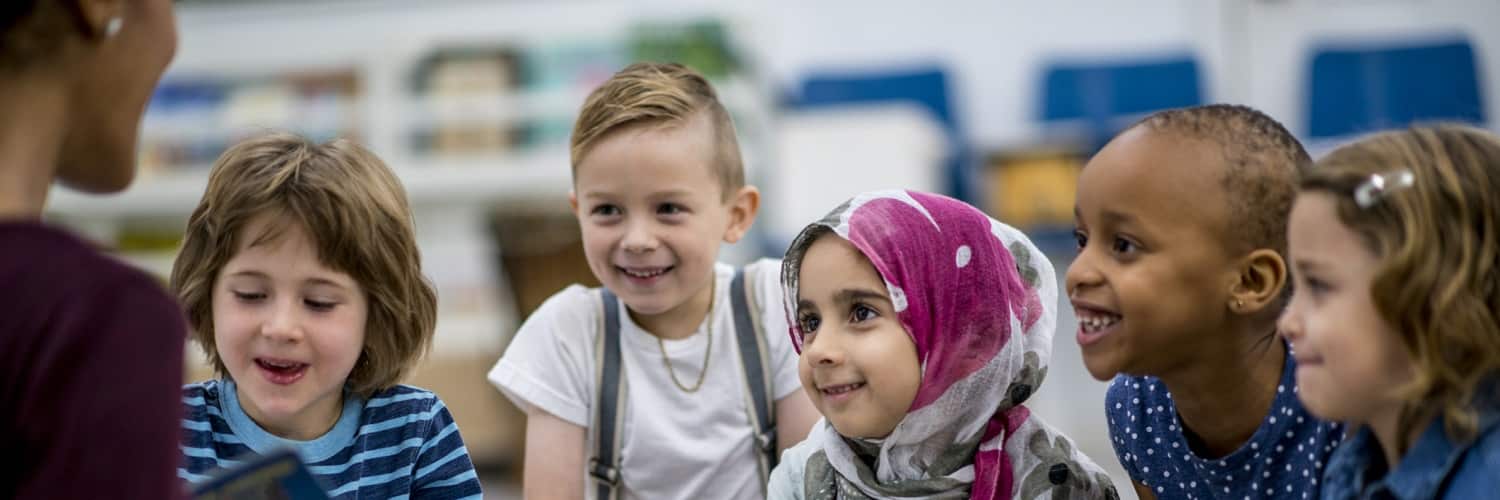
xmin=658 ymin=280 xmax=713 ymax=393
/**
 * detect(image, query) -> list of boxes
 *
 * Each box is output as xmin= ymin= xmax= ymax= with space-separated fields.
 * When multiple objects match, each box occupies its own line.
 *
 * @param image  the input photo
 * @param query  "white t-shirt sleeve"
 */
xmin=487 ymin=285 xmax=597 ymax=427
xmin=748 ymin=258 xmax=802 ymax=400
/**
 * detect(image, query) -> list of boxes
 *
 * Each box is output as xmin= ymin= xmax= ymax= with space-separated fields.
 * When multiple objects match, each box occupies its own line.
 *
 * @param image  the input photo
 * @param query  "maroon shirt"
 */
xmin=0 ymin=222 xmax=187 ymax=499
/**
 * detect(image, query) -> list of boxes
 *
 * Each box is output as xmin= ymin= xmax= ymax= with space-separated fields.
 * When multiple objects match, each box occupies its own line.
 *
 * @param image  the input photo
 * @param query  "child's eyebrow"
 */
xmin=1100 ymin=209 xmax=1138 ymax=226
xmin=834 ymin=288 xmax=889 ymax=306
xmin=1293 ymin=258 xmax=1330 ymax=274
xmin=226 ymin=270 xmax=269 ymax=280
xmin=649 ymin=188 xmax=695 ymax=199
xmin=226 ymin=270 xmax=351 ymax=290
xmin=303 ymin=277 xmax=353 ymax=291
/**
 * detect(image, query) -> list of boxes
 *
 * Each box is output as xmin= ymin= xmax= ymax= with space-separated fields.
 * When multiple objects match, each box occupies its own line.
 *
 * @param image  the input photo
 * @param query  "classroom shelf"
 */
xmin=46 ymin=151 xmax=574 ymax=218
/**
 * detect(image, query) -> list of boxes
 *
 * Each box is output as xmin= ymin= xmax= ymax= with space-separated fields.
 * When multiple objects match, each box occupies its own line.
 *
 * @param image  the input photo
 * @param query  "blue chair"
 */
xmin=1038 ymin=55 xmax=1203 ymax=148
xmin=1306 ymin=37 xmax=1486 ymax=138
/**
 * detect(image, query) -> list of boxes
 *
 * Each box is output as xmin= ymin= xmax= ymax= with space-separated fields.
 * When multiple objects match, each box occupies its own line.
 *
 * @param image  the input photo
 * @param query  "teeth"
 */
xmin=623 ymin=268 xmax=666 ymax=278
xmin=1079 ymin=314 xmax=1120 ymax=333
xmin=823 ymin=383 xmax=864 ymax=394
xmin=261 ymin=359 xmax=299 ymax=368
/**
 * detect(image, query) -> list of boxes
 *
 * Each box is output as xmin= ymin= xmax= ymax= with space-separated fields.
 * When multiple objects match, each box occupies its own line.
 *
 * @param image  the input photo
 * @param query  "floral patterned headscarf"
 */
xmin=781 ymin=190 xmax=1117 ymax=500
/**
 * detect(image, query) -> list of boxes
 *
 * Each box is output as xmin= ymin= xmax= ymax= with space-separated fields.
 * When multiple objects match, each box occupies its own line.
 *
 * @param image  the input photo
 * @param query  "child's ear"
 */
xmin=568 ymin=190 xmax=580 ymax=215
xmin=1230 ymin=248 xmax=1288 ymax=314
xmin=723 ymin=185 xmax=760 ymax=244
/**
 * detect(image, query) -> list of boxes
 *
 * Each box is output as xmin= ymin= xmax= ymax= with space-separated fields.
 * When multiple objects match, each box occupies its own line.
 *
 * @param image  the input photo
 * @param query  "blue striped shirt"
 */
xmin=180 ymin=379 xmax=483 ymax=499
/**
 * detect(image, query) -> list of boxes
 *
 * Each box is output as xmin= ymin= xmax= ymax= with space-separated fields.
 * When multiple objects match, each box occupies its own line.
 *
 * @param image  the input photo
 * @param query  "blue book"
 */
xmin=191 ymin=448 xmax=329 ymax=500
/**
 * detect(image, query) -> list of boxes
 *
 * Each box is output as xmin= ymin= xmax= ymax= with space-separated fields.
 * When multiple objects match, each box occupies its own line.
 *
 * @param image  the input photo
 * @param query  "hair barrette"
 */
xmin=1353 ymin=169 xmax=1414 ymax=209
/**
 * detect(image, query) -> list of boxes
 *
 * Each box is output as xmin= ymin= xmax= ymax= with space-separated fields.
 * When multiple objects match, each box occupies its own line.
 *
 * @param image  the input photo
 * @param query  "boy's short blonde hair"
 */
xmin=170 ymin=132 xmax=437 ymax=397
xmin=1302 ymin=124 xmax=1500 ymax=447
xmin=570 ymin=62 xmax=744 ymax=199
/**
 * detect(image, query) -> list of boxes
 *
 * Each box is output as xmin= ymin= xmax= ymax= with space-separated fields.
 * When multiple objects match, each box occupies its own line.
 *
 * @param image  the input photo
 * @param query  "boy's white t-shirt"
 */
xmin=489 ymin=259 xmax=802 ymax=500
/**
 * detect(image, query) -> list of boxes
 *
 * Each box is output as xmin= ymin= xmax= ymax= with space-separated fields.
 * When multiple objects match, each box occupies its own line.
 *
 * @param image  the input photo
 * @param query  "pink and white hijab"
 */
xmin=781 ymin=190 xmax=1117 ymax=500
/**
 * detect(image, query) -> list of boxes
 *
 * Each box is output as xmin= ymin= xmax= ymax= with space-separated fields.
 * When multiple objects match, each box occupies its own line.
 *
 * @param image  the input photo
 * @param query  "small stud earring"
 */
xmin=105 ymin=17 xmax=123 ymax=38
xmin=1234 ymin=299 xmax=1244 ymax=309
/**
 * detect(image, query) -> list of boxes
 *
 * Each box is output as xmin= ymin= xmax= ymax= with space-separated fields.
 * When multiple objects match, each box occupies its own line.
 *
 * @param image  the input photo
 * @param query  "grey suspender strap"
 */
xmin=730 ymin=268 xmax=779 ymax=481
xmin=589 ymin=267 xmax=778 ymax=498
xmin=590 ymin=289 xmax=625 ymax=500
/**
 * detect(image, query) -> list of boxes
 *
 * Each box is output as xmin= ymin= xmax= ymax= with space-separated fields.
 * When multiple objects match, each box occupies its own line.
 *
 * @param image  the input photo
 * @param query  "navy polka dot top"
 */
xmin=1104 ymin=354 xmax=1344 ymax=499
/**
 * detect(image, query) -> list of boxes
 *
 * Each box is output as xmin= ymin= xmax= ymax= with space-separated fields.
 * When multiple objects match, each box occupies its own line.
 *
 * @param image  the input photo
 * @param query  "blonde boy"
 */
xmin=489 ymin=62 xmax=817 ymax=500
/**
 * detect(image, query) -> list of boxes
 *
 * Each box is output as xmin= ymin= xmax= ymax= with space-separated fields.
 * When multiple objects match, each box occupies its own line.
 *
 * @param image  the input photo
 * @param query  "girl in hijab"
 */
xmin=769 ymin=190 xmax=1117 ymax=500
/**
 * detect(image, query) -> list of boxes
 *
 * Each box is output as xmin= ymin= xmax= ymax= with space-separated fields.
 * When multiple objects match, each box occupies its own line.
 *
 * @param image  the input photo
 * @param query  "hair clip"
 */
xmin=1353 ymin=169 xmax=1414 ymax=209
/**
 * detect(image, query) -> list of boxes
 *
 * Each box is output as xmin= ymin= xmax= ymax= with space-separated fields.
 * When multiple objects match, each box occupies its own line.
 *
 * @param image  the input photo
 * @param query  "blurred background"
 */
xmin=42 ymin=0 xmax=1498 ymax=497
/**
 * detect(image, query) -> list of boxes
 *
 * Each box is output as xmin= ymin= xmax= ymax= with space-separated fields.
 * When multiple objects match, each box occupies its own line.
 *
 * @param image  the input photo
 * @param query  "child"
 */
xmin=768 ymin=189 xmax=1117 ymax=499
xmin=0 ymin=1 xmax=183 ymax=498
xmin=1067 ymin=104 xmax=1344 ymax=499
xmin=487 ymin=62 xmax=818 ymax=499
xmin=1279 ymin=124 xmax=1500 ymax=498
xmin=172 ymin=133 xmax=483 ymax=499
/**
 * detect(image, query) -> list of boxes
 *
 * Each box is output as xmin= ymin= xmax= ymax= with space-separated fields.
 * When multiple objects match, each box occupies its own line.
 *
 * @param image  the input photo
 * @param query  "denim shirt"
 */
xmin=1321 ymin=397 xmax=1500 ymax=500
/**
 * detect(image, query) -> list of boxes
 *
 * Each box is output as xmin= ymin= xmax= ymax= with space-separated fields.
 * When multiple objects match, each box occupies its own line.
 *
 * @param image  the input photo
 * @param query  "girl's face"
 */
xmin=212 ymin=214 xmax=367 ymax=440
xmin=795 ymin=235 xmax=921 ymax=439
xmin=1279 ymin=192 xmax=1414 ymax=426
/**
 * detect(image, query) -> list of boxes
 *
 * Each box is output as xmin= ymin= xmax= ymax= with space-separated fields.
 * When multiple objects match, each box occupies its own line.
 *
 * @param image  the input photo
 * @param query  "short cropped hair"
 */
xmin=1131 ymin=104 xmax=1313 ymax=259
xmin=570 ymin=62 xmax=744 ymax=199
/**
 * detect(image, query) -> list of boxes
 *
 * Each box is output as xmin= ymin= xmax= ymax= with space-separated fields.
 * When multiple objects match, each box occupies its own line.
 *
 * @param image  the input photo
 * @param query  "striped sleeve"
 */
xmin=180 ymin=381 xmax=252 ymax=484
xmin=410 ymin=398 xmax=483 ymax=500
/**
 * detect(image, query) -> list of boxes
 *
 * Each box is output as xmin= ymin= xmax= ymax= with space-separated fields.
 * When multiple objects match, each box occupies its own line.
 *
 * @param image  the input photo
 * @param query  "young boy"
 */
xmin=488 ymin=62 xmax=818 ymax=500
xmin=174 ymin=133 xmax=483 ymax=499
xmin=1066 ymin=104 xmax=1344 ymax=499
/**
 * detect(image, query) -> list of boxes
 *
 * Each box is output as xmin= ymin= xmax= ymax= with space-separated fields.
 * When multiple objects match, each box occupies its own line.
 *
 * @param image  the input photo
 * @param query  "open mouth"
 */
xmin=618 ymin=266 xmax=673 ymax=281
xmin=1074 ymin=305 xmax=1122 ymax=346
xmin=1079 ymin=313 xmax=1120 ymax=333
xmin=255 ymin=358 xmax=308 ymax=385
xmin=819 ymin=382 xmax=867 ymax=403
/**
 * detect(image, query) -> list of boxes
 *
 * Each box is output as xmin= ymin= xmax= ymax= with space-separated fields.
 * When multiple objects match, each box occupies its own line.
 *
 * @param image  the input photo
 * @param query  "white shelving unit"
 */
xmin=47 ymin=151 xmax=574 ymax=218
xmin=45 ymin=0 xmax=773 ymax=222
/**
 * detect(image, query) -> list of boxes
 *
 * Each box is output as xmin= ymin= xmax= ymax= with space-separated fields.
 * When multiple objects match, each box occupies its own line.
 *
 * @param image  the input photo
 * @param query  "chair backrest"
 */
xmin=1307 ymin=37 xmax=1486 ymax=139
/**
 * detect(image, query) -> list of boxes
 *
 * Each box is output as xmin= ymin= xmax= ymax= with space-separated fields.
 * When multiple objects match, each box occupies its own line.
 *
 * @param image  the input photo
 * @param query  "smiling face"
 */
xmin=794 ymin=234 xmax=921 ymax=439
xmin=212 ymin=213 xmax=367 ymax=440
xmin=1065 ymin=127 xmax=1245 ymax=380
xmin=570 ymin=112 xmax=754 ymax=331
xmin=1278 ymin=192 xmax=1413 ymax=425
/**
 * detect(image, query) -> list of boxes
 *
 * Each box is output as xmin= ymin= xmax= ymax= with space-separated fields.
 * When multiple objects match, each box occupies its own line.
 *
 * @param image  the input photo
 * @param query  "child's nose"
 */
xmin=1064 ymin=252 xmax=1102 ymax=293
xmin=621 ymin=220 xmax=659 ymax=253
xmin=1276 ymin=301 xmax=1302 ymax=341
xmin=260 ymin=300 xmax=303 ymax=342
xmin=803 ymin=333 xmax=845 ymax=366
